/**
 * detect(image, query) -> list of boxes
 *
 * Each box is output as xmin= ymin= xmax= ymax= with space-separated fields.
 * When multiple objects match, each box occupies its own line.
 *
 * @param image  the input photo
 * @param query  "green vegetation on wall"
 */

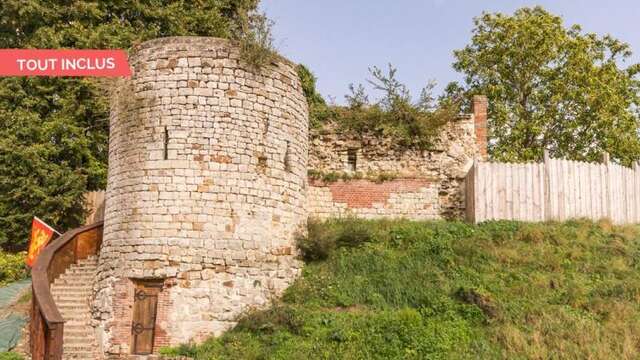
xmin=163 ymin=218 xmax=640 ymax=359
xmin=298 ymin=64 xmax=459 ymax=150
xmin=307 ymin=170 xmax=398 ymax=184
xmin=0 ymin=0 xmax=263 ymax=250
xmin=452 ymin=6 xmax=640 ymax=165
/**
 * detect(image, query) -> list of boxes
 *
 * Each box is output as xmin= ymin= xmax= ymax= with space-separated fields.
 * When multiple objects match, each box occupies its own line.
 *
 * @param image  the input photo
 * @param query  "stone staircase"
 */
xmin=50 ymin=256 xmax=100 ymax=359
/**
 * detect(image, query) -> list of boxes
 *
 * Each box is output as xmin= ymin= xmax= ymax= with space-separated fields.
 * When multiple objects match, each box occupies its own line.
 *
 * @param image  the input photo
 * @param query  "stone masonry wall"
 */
xmin=308 ymin=109 xmax=485 ymax=219
xmin=93 ymin=37 xmax=308 ymax=356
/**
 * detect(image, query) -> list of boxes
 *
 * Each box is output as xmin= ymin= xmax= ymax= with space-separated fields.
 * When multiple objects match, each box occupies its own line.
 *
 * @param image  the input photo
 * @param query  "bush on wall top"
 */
xmin=298 ymin=63 xmax=460 ymax=150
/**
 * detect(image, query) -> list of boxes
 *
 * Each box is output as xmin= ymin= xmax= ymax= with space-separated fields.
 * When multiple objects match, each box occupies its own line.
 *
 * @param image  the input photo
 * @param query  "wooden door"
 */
xmin=131 ymin=281 xmax=162 ymax=355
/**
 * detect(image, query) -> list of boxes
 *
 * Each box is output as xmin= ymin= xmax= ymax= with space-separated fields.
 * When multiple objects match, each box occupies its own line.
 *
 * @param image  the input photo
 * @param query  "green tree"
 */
xmin=0 ymin=0 xmax=260 ymax=250
xmin=453 ymin=6 xmax=640 ymax=164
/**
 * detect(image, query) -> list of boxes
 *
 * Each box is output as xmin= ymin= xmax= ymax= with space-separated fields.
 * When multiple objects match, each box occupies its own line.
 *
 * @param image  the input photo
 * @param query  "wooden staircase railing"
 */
xmin=30 ymin=221 xmax=104 ymax=360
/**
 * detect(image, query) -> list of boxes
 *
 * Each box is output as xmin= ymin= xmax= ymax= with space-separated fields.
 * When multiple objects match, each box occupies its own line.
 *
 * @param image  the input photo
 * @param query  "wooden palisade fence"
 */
xmin=84 ymin=191 xmax=105 ymax=224
xmin=466 ymin=152 xmax=640 ymax=224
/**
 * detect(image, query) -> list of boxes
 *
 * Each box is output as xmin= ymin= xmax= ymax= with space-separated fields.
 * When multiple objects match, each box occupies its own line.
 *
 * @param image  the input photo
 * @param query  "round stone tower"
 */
xmin=93 ymin=37 xmax=308 ymax=356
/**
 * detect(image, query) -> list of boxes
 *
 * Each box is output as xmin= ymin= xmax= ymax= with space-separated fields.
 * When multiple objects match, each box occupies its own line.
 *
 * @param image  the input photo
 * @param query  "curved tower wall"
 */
xmin=94 ymin=37 xmax=308 ymax=355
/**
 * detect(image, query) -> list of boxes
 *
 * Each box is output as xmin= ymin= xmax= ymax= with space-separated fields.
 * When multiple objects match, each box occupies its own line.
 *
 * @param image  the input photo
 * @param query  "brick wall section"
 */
xmin=472 ymin=95 xmax=488 ymax=160
xmin=93 ymin=37 xmax=308 ymax=357
xmin=308 ymin=179 xmax=439 ymax=220
xmin=101 ymin=279 xmax=134 ymax=355
xmin=152 ymin=279 xmax=173 ymax=353
xmin=323 ymin=179 xmax=430 ymax=208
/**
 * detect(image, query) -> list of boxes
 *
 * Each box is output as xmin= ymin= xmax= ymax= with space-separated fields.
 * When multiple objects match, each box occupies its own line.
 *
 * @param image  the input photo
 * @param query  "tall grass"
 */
xmin=162 ymin=218 xmax=640 ymax=359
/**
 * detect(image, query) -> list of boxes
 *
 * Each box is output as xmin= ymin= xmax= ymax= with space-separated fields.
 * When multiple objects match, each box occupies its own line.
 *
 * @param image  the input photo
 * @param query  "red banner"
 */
xmin=26 ymin=217 xmax=56 ymax=267
xmin=0 ymin=49 xmax=131 ymax=77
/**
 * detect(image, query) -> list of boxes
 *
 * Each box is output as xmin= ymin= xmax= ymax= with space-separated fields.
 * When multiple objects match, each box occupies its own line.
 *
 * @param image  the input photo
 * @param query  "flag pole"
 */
xmin=33 ymin=216 xmax=62 ymax=236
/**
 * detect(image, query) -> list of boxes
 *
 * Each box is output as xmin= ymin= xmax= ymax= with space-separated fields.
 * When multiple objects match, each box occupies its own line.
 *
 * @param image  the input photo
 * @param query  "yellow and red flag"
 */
xmin=26 ymin=217 xmax=57 ymax=267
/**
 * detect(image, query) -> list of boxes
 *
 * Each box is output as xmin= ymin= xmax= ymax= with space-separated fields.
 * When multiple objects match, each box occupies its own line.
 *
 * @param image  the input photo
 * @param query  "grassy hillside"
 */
xmin=162 ymin=219 xmax=640 ymax=359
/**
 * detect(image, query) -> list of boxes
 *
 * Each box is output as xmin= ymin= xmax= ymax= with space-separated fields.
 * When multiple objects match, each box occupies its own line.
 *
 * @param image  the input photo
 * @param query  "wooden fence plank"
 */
xmin=525 ymin=164 xmax=533 ymax=221
xmin=466 ymin=155 xmax=640 ymax=225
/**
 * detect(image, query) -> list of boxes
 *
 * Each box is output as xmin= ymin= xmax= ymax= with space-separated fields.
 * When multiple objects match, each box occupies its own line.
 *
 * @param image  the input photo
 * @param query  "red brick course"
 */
xmin=109 ymin=279 xmax=134 ymax=354
xmin=311 ymin=179 xmax=432 ymax=208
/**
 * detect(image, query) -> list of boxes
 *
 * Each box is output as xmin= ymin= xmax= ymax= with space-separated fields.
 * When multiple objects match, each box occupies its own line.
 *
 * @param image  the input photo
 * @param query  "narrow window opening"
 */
xmin=284 ymin=141 xmax=292 ymax=172
xmin=163 ymin=127 xmax=169 ymax=160
xmin=347 ymin=149 xmax=357 ymax=172
xmin=257 ymin=153 xmax=267 ymax=174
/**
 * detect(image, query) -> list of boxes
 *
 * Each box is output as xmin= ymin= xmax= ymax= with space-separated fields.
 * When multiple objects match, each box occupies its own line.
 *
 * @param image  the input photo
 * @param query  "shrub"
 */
xmin=237 ymin=11 xmax=277 ymax=70
xmin=300 ymin=64 xmax=459 ymax=149
xmin=0 ymin=251 xmax=27 ymax=287
xmin=308 ymin=170 xmax=398 ymax=184
xmin=235 ymin=303 xmax=305 ymax=335
xmin=296 ymin=218 xmax=337 ymax=261
xmin=297 ymin=218 xmax=373 ymax=261
xmin=0 ymin=352 xmax=23 ymax=360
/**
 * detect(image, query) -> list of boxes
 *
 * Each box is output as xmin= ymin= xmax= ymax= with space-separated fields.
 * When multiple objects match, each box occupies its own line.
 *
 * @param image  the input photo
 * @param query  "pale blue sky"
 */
xmin=260 ymin=1 xmax=640 ymax=104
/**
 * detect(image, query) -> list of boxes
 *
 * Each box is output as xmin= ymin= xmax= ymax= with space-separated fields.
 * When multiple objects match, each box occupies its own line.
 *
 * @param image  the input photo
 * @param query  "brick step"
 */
xmin=63 ymin=342 xmax=97 ymax=348
xmin=65 ymin=260 xmax=96 ymax=266
xmin=50 ymin=258 xmax=99 ymax=359
xmin=62 ymin=269 xmax=97 ymax=275
xmin=60 ymin=313 xmax=90 ymax=320
xmin=64 ymin=336 xmax=97 ymax=345
xmin=64 ymin=323 xmax=93 ymax=330
xmin=61 ymin=317 xmax=90 ymax=322
xmin=55 ymin=296 xmax=91 ymax=302
xmin=61 ymin=319 xmax=91 ymax=325
xmin=67 ymin=263 xmax=97 ymax=269
xmin=59 ymin=306 xmax=90 ymax=320
xmin=55 ymin=297 xmax=91 ymax=304
xmin=50 ymin=287 xmax=92 ymax=293
xmin=57 ymin=274 xmax=96 ymax=280
xmin=64 ymin=266 xmax=97 ymax=272
xmin=68 ymin=260 xmax=98 ymax=269
xmin=53 ymin=277 xmax=94 ymax=287
xmin=64 ymin=271 xmax=96 ymax=276
xmin=53 ymin=295 xmax=92 ymax=300
xmin=60 ymin=314 xmax=91 ymax=321
xmin=56 ymin=303 xmax=90 ymax=310
xmin=65 ymin=329 xmax=94 ymax=337
xmin=55 ymin=300 xmax=90 ymax=306
xmin=53 ymin=279 xmax=95 ymax=286
xmin=63 ymin=345 xmax=98 ymax=353
xmin=53 ymin=296 xmax=92 ymax=303
xmin=64 ymin=320 xmax=93 ymax=327
xmin=51 ymin=283 xmax=92 ymax=295
xmin=53 ymin=284 xmax=93 ymax=289
xmin=53 ymin=293 xmax=91 ymax=304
